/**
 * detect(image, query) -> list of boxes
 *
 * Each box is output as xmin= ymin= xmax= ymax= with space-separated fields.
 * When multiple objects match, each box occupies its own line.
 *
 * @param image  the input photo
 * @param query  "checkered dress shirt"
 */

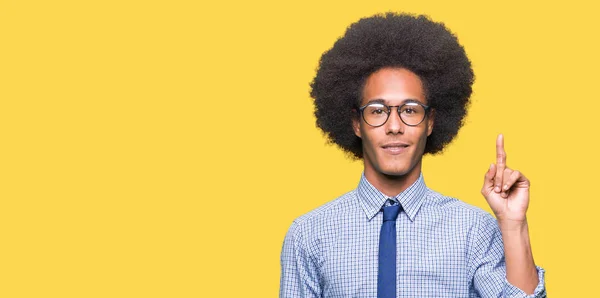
xmin=280 ymin=173 xmax=546 ymax=297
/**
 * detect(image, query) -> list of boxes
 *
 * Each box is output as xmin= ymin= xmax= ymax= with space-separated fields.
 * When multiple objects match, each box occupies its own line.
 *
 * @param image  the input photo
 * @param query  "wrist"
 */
xmin=498 ymin=217 xmax=528 ymax=233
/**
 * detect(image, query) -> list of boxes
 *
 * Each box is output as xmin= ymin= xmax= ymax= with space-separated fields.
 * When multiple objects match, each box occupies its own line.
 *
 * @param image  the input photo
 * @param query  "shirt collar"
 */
xmin=357 ymin=172 xmax=428 ymax=222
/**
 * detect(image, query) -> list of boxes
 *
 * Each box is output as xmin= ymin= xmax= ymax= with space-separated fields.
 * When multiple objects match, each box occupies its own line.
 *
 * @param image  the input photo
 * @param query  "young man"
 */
xmin=280 ymin=13 xmax=546 ymax=297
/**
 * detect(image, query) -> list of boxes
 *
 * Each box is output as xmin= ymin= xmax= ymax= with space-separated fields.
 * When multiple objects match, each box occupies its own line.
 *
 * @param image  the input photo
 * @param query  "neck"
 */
xmin=363 ymin=162 xmax=422 ymax=197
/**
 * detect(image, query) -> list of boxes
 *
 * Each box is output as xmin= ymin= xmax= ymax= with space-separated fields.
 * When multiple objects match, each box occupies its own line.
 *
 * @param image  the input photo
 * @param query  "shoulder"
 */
xmin=293 ymin=189 xmax=358 ymax=226
xmin=423 ymin=188 xmax=497 ymax=225
xmin=422 ymin=189 xmax=502 ymax=254
xmin=284 ymin=189 xmax=359 ymax=239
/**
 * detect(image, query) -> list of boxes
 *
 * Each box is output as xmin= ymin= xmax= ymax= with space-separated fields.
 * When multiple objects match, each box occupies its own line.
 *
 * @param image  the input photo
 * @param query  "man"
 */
xmin=280 ymin=13 xmax=546 ymax=298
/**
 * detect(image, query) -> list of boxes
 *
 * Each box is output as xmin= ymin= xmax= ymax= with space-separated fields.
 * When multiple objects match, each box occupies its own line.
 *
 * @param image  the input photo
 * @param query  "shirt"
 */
xmin=280 ymin=173 xmax=546 ymax=297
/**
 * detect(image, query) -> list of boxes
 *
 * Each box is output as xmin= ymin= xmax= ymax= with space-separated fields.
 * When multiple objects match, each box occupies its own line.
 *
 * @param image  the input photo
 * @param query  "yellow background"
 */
xmin=1 ymin=0 xmax=598 ymax=297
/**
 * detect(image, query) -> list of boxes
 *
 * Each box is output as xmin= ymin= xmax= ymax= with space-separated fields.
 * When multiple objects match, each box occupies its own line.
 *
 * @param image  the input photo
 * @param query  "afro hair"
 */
xmin=310 ymin=12 xmax=474 ymax=158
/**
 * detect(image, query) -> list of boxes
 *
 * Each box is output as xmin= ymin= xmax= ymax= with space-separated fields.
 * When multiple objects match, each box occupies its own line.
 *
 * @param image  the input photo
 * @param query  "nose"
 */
xmin=385 ymin=108 xmax=405 ymax=135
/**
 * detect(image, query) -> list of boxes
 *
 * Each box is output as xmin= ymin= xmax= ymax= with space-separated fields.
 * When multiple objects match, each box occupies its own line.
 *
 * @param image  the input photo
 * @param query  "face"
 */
xmin=352 ymin=68 xmax=434 ymax=180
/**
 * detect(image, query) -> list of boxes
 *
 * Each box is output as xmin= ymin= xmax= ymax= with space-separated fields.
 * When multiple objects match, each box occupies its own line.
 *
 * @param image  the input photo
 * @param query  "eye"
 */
xmin=400 ymin=104 xmax=423 ymax=116
xmin=365 ymin=104 xmax=387 ymax=116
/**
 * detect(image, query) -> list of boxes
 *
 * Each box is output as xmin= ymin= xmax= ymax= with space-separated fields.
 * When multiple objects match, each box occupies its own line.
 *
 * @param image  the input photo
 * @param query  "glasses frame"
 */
xmin=358 ymin=101 xmax=432 ymax=127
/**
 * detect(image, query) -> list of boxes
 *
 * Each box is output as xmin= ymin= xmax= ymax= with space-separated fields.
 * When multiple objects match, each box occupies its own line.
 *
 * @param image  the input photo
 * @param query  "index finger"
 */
xmin=496 ymin=134 xmax=506 ymax=166
xmin=494 ymin=134 xmax=506 ymax=192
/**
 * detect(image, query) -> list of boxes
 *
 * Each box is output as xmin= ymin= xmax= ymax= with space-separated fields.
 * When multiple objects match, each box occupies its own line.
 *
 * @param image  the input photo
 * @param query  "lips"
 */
xmin=381 ymin=142 xmax=409 ymax=154
xmin=382 ymin=142 xmax=409 ymax=148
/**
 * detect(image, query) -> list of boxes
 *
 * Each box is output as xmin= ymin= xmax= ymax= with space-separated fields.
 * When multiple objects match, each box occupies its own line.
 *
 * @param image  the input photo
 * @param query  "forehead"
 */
xmin=361 ymin=67 xmax=425 ymax=105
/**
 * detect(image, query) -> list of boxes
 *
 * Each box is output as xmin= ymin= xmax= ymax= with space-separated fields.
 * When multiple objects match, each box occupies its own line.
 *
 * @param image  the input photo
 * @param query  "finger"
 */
xmin=483 ymin=163 xmax=496 ymax=190
xmin=513 ymin=170 xmax=530 ymax=189
xmin=500 ymin=168 xmax=513 ymax=198
xmin=494 ymin=134 xmax=506 ymax=193
xmin=482 ymin=163 xmax=497 ymax=197
xmin=502 ymin=169 xmax=522 ymax=192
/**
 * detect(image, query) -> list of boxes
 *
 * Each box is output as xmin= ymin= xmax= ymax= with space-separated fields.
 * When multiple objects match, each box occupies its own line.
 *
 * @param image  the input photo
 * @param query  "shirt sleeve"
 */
xmin=280 ymin=221 xmax=322 ymax=298
xmin=468 ymin=213 xmax=547 ymax=298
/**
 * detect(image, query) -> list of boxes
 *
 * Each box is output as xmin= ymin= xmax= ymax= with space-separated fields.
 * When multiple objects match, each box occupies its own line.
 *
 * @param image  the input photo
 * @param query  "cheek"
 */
xmin=408 ymin=128 xmax=429 ymax=147
xmin=360 ymin=128 xmax=379 ymax=153
xmin=419 ymin=130 xmax=430 ymax=148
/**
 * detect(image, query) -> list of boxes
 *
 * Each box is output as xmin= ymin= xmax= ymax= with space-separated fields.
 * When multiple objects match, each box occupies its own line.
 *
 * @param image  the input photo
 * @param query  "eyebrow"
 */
xmin=364 ymin=98 xmax=422 ymax=105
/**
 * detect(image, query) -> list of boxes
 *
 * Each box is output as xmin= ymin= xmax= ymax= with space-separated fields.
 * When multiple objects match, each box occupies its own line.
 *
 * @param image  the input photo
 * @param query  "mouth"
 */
xmin=381 ymin=142 xmax=409 ymax=155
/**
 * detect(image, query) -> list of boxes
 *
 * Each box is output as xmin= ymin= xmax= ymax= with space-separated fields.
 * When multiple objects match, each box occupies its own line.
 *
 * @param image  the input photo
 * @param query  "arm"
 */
xmin=480 ymin=134 xmax=545 ymax=296
xmin=469 ymin=213 xmax=546 ymax=298
xmin=499 ymin=219 xmax=538 ymax=293
xmin=280 ymin=221 xmax=321 ymax=298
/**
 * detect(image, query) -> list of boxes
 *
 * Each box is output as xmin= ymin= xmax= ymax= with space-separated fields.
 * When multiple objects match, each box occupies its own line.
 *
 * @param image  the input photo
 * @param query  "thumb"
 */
xmin=482 ymin=163 xmax=496 ymax=193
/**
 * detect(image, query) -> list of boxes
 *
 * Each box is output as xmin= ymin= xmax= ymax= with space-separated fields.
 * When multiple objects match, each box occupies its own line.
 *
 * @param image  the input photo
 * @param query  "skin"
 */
xmin=352 ymin=67 xmax=434 ymax=197
xmin=482 ymin=134 xmax=539 ymax=294
xmin=353 ymin=67 xmax=539 ymax=294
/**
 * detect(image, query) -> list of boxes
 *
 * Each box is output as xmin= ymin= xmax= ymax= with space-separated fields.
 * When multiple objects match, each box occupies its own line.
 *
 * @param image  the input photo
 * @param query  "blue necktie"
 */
xmin=378 ymin=201 xmax=401 ymax=298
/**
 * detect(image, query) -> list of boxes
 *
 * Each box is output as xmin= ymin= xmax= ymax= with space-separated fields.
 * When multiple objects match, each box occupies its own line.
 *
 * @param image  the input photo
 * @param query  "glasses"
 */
xmin=358 ymin=101 xmax=431 ymax=127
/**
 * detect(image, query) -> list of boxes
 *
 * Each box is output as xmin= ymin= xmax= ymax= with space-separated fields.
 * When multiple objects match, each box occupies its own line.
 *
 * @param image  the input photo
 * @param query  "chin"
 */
xmin=379 ymin=167 xmax=411 ymax=177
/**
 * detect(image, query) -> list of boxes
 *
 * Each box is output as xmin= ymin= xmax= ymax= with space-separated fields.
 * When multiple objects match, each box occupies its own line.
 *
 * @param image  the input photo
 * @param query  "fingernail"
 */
xmin=495 ymin=186 xmax=500 ymax=192
xmin=503 ymin=184 xmax=509 ymax=190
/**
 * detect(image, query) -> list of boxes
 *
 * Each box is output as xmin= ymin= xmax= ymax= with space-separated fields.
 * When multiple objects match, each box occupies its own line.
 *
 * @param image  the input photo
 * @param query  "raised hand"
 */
xmin=481 ymin=134 xmax=530 ymax=225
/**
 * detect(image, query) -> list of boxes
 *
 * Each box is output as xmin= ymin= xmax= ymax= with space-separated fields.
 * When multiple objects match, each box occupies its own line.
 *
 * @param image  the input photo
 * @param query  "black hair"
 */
xmin=310 ymin=12 xmax=474 ymax=158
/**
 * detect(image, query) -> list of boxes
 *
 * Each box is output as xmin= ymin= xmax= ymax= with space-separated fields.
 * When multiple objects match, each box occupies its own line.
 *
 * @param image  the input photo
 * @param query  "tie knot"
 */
xmin=382 ymin=204 xmax=401 ymax=222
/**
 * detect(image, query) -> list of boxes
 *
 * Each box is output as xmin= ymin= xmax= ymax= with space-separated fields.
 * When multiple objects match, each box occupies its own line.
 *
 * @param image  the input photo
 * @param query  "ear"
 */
xmin=426 ymin=109 xmax=435 ymax=137
xmin=352 ymin=109 xmax=362 ymax=138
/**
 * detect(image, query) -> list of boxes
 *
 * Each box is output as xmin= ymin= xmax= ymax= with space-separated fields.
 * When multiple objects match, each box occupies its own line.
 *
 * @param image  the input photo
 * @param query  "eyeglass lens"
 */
xmin=362 ymin=103 xmax=426 ymax=126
